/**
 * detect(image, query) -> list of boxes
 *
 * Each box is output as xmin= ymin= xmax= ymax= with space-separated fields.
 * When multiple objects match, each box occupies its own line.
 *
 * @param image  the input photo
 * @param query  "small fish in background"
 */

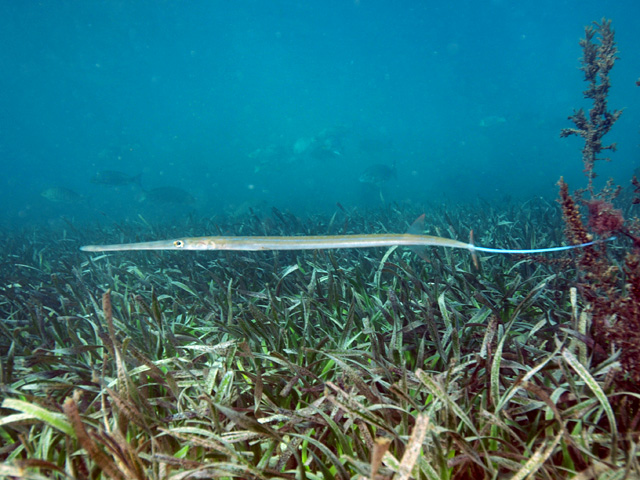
xmin=292 ymin=137 xmax=313 ymax=156
xmin=309 ymin=127 xmax=347 ymax=160
xmin=478 ymin=115 xmax=507 ymax=128
xmin=91 ymin=170 xmax=142 ymax=187
xmin=310 ymin=141 xmax=342 ymax=160
xmin=138 ymin=186 xmax=196 ymax=205
xmin=249 ymin=144 xmax=292 ymax=173
xmin=294 ymin=125 xmax=349 ymax=161
xmin=359 ymin=162 xmax=397 ymax=187
xmin=40 ymin=187 xmax=84 ymax=204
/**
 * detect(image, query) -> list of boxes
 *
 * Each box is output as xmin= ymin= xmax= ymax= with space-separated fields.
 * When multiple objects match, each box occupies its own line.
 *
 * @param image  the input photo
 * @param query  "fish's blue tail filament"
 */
xmin=470 ymin=236 xmax=616 ymax=255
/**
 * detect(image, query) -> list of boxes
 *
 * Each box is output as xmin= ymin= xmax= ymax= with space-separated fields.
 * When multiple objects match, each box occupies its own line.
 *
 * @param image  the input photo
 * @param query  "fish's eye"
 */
xmin=174 ymin=240 xmax=185 ymax=248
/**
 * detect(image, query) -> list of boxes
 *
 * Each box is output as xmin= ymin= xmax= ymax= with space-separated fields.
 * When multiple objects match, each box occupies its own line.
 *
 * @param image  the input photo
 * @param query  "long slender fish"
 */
xmin=80 ymin=215 xmax=610 ymax=255
xmin=80 ymin=234 xmax=604 ymax=254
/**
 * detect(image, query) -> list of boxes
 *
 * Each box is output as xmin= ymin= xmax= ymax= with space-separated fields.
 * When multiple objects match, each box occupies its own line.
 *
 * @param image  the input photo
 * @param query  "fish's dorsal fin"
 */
xmin=407 ymin=214 xmax=425 ymax=235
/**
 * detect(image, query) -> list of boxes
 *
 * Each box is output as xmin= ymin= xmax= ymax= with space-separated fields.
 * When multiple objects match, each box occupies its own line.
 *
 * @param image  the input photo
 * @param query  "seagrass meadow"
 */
xmin=1 ymin=199 xmax=639 ymax=480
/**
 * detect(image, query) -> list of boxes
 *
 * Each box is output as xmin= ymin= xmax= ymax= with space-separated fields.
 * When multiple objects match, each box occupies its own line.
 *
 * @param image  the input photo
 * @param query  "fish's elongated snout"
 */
xmin=80 ymin=239 xmax=183 ymax=251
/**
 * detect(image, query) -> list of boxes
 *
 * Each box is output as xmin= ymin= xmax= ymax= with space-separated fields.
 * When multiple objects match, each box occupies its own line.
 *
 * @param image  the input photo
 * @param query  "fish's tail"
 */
xmin=471 ymin=236 xmax=616 ymax=254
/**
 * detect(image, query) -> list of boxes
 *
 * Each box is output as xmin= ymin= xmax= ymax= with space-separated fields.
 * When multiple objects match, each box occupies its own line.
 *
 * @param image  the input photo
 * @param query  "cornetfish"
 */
xmin=80 ymin=215 xmax=611 ymax=255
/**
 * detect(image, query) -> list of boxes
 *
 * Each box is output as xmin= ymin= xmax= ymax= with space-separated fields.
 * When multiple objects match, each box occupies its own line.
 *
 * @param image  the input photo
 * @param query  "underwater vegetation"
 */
xmin=0 ymin=18 xmax=639 ymax=480
xmin=2 ymin=200 xmax=634 ymax=480
xmin=558 ymin=19 xmax=640 ymax=394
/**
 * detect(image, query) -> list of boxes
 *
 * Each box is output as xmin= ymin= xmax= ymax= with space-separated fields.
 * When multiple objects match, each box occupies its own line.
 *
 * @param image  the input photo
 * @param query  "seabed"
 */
xmin=0 ymin=201 xmax=636 ymax=479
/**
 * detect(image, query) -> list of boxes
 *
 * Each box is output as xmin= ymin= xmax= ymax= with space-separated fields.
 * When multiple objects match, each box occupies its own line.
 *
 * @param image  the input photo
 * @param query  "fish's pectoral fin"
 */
xmin=409 ymin=246 xmax=432 ymax=263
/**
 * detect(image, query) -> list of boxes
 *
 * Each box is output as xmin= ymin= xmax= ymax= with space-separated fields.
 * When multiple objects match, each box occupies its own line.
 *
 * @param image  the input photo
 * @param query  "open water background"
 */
xmin=1 ymin=0 xmax=639 ymax=229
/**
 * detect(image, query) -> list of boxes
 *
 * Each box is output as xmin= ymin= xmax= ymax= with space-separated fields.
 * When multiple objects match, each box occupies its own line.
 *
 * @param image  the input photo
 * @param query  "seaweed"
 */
xmin=558 ymin=19 xmax=640 ymax=392
xmin=0 ymin=200 xmax=637 ymax=478
xmin=560 ymin=18 xmax=623 ymax=195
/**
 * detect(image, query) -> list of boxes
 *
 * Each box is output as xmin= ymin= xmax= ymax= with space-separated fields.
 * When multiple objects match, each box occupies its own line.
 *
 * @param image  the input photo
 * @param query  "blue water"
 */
xmin=2 ymin=1 xmax=639 ymax=228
